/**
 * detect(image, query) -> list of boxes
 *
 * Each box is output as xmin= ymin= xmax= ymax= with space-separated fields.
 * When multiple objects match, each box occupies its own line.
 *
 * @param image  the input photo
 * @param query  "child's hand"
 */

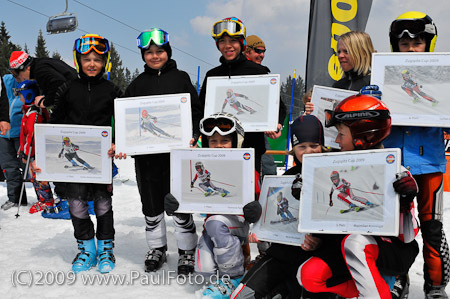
xmin=31 ymin=160 xmax=42 ymax=173
xmin=393 ymin=171 xmax=418 ymax=212
xmin=0 ymin=121 xmax=11 ymax=135
xmin=301 ymin=234 xmax=322 ymax=251
xmin=108 ymin=144 xmax=127 ymax=159
xmin=304 ymin=102 xmax=314 ymax=115
xmin=265 ymin=124 xmax=282 ymax=139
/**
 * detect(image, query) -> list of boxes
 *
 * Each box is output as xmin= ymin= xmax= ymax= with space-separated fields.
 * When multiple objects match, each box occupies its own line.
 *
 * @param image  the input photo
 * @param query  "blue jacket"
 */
xmin=0 ymin=75 xmax=22 ymax=139
xmin=383 ymin=126 xmax=446 ymax=175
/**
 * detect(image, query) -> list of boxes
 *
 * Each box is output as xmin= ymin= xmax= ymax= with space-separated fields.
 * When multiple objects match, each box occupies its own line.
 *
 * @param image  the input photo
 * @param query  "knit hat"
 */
xmin=290 ymin=115 xmax=324 ymax=147
xmin=9 ymin=51 xmax=33 ymax=71
xmin=246 ymin=35 xmax=266 ymax=50
xmin=140 ymin=42 xmax=172 ymax=62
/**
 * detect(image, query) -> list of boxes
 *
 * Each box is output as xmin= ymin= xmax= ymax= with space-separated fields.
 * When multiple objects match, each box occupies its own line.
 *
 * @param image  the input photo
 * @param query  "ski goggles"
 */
xmin=74 ymin=36 xmax=110 ymax=55
xmin=212 ymin=19 xmax=245 ymax=38
xmin=200 ymin=115 xmax=238 ymax=136
xmin=324 ymin=109 xmax=390 ymax=128
xmin=390 ymin=19 xmax=436 ymax=39
xmin=137 ymin=29 xmax=169 ymax=49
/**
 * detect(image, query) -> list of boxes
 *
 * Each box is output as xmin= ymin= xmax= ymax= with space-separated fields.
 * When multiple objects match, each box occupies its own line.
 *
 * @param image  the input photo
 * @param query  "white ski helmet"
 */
xmin=195 ymin=162 xmax=204 ymax=171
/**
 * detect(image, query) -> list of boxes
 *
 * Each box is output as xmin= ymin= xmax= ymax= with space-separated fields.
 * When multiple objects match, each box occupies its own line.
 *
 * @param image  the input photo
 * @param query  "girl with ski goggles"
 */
xmin=199 ymin=114 xmax=243 ymax=137
xmin=212 ymin=18 xmax=245 ymax=39
xmin=137 ymin=28 xmax=170 ymax=49
xmin=74 ymin=35 xmax=109 ymax=55
xmin=390 ymin=17 xmax=436 ymax=39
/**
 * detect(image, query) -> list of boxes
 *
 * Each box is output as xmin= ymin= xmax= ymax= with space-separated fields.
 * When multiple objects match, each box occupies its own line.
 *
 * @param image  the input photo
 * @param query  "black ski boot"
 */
xmin=177 ymin=248 xmax=195 ymax=275
xmin=145 ymin=245 xmax=167 ymax=272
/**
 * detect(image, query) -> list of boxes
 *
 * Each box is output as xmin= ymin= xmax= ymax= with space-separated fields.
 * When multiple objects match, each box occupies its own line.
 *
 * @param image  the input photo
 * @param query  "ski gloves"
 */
xmin=291 ymin=174 xmax=302 ymax=200
xmin=164 ymin=193 xmax=180 ymax=216
xmin=360 ymin=85 xmax=382 ymax=100
xmin=243 ymin=200 xmax=262 ymax=224
xmin=393 ymin=171 xmax=418 ymax=212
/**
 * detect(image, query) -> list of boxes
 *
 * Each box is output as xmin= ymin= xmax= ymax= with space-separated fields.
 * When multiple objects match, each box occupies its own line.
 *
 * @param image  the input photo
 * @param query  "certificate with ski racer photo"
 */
xmin=310 ymin=85 xmax=357 ymax=148
xmin=252 ymin=175 xmax=305 ymax=246
xmin=171 ymin=148 xmax=254 ymax=214
xmin=371 ymin=52 xmax=450 ymax=127
xmin=114 ymin=93 xmax=193 ymax=155
xmin=35 ymin=124 xmax=112 ymax=184
xmin=204 ymin=74 xmax=280 ymax=132
xmin=299 ymin=149 xmax=401 ymax=236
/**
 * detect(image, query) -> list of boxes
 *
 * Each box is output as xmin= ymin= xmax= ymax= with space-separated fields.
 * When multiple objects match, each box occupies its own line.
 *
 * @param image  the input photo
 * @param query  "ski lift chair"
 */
xmin=46 ymin=0 xmax=78 ymax=34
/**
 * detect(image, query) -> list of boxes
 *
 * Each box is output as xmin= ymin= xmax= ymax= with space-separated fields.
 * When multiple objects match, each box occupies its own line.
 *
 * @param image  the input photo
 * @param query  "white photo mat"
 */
xmin=35 ymin=124 xmax=112 ymax=184
xmin=310 ymin=85 xmax=357 ymax=148
xmin=371 ymin=52 xmax=450 ymax=127
xmin=204 ymin=74 xmax=280 ymax=132
xmin=171 ymin=148 xmax=255 ymax=214
xmin=299 ymin=149 xmax=401 ymax=236
xmin=114 ymin=93 xmax=193 ymax=155
xmin=252 ymin=175 xmax=305 ymax=246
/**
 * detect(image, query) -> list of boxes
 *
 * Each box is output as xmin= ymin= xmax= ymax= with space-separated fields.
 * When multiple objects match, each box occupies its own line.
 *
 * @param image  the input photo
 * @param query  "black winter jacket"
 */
xmin=50 ymin=73 xmax=121 ymax=126
xmin=332 ymin=70 xmax=371 ymax=92
xmin=30 ymin=57 xmax=78 ymax=107
xmin=0 ymin=77 xmax=9 ymax=122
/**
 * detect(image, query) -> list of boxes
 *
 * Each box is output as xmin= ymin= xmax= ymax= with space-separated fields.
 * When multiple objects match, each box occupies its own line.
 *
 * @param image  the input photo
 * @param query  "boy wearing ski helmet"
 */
xmin=199 ymin=17 xmax=286 ymax=174
xmin=297 ymin=94 xmax=419 ymax=298
xmin=191 ymin=161 xmax=230 ymax=197
xmin=384 ymin=11 xmax=449 ymax=298
xmin=47 ymin=34 xmax=122 ymax=274
xmin=16 ymin=80 xmax=54 ymax=213
xmin=119 ymin=28 xmax=202 ymax=275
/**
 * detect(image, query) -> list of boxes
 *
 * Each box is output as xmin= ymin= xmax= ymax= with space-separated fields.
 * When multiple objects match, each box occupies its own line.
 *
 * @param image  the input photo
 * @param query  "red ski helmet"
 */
xmin=142 ymin=109 xmax=148 ymax=118
xmin=325 ymin=94 xmax=391 ymax=150
xmin=330 ymin=171 xmax=340 ymax=182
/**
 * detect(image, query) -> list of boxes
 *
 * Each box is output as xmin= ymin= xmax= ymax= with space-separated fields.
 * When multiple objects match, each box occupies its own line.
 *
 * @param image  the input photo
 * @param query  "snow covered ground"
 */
xmin=1 ymin=157 xmax=449 ymax=298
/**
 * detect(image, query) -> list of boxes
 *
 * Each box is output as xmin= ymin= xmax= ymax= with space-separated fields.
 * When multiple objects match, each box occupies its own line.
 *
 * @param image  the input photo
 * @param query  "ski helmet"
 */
xmin=330 ymin=171 xmax=340 ymax=182
xmin=137 ymin=28 xmax=172 ymax=61
xmin=73 ymin=34 xmax=111 ymax=74
xmin=226 ymin=88 xmax=234 ymax=96
xmin=212 ymin=17 xmax=246 ymax=52
xmin=199 ymin=112 xmax=245 ymax=148
xmin=401 ymin=69 xmax=411 ymax=79
xmin=9 ymin=51 xmax=33 ymax=77
xmin=389 ymin=11 xmax=437 ymax=52
xmin=14 ymin=80 xmax=40 ymax=105
xmin=63 ymin=137 xmax=71 ymax=144
xmin=277 ymin=192 xmax=283 ymax=201
xmin=195 ymin=162 xmax=204 ymax=171
xmin=142 ymin=109 xmax=148 ymax=118
xmin=324 ymin=94 xmax=391 ymax=150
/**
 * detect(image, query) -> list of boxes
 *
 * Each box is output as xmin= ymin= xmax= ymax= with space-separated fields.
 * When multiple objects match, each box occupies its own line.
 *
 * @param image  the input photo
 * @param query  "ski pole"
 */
xmin=210 ymin=179 xmax=236 ymax=187
xmin=15 ymin=143 xmax=33 ymax=218
xmin=76 ymin=149 xmax=101 ymax=157
xmin=351 ymin=187 xmax=384 ymax=196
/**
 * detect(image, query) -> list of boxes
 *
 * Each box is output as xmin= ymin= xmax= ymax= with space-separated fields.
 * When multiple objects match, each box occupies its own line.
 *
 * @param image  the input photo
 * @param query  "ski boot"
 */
xmin=145 ymin=245 xmax=167 ymax=272
xmin=70 ymin=159 xmax=79 ymax=167
xmin=412 ymin=96 xmax=420 ymax=103
xmin=349 ymin=203 xmax=360 ymax=212
xmin=97 ymin=239 xmax=115 ymax=274
xmin=424 ymin=283 xmax=448 ymax=299
xmin=365 ymin=201 xmax=375 ymax=207
xmin=221 ymin=190 xmax=230 ymax=197
xmin=42 ymin=200 xmax=71 ymax=219
xmin=204 ymin=187 xmax=215 ymax=197
xmin=29 ymin=199 xmax=55 ymax=214
xmin=72 ymin=238 xmax=97 ymax=273
xmin=432 ymin=100 xmax=439 ymax=107
xmin=177 ymin=248 xmax=195 ymax=275
xmin=201 ymin=275 xmax=243 ymax=299
xmin=83 ymin=162 xmax=94 ymax=170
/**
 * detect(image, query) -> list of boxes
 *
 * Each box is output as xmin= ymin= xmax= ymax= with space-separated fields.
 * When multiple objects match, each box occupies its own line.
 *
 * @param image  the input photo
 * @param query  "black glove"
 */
xmin=243 ymin=201 xmax=262 ymax=223
xmin=190 ymin=182 xmax=194 ymax=188
xmin=58 ymin=153 xmax=62 ymax=158
xmin=164 ymin=193 xmax=180 ymax=216
xmin=393 ymin=171 xmax=418 ymax=212
xmin=291 ymin=174 xmax=302 ymax=200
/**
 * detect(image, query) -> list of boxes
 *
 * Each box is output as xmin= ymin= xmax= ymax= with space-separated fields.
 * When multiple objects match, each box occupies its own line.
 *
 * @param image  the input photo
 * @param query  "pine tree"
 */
xmin=108 ymin=43 xmax=127 ymax=91
xmin=35 ymin=29 xmax=50 ymax=58
xmin=280 ymin=75 xmax=305 ymax=120
xmin=24 ymin=43 xmax=29 ymax=54
xmin=124 ymin=67 xmax=131 ymax=86
xmin=0 ymin=21 xmax=21 ymax=76
xmin=131 ymin=68 xmax=140 ymax=81
xmin=52 ymin=50 xmax=62 ymax=60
